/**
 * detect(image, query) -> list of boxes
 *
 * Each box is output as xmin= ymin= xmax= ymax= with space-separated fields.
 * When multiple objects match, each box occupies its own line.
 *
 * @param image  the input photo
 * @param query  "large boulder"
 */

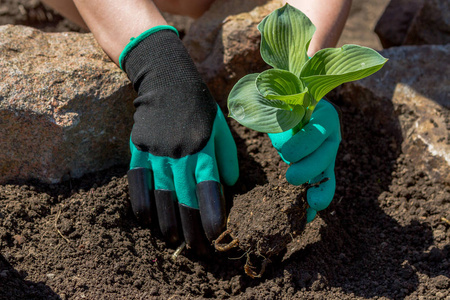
xmin=183 ymin=0 xmax=282 ymax=105
xmin=403 ymin=0 xmax=450 ymax=46
xmin=339 ymin=44 xmax=449 ymax=183
xmin=374 ymin=0 xmax=424 ymax=48
xmin=375 ymin=0 xmax=450 ymax=48
xmin=0 ymin=25 xmax=135 ymax=184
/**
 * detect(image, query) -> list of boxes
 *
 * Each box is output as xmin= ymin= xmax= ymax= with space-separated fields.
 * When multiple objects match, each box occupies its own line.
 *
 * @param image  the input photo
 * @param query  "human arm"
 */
xmin=269 ymin=1 xmax=350 ymax=222
xmin=285 ymin=0 xmax=352 ymax=56
xmin=59 ymin=0 xmax=239 ymax=254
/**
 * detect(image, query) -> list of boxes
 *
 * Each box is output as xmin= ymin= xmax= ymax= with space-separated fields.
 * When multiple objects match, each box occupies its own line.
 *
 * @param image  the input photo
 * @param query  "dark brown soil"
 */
xmin=216 ymin=180 xmax=308 ymax=268
xmin=1 ymin=1 xmax=449 ymax=299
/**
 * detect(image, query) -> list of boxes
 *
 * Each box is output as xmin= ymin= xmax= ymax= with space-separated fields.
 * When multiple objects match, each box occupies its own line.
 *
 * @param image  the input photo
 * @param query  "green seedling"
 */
xmin=228 ymin=4 xmax=388 ymax=134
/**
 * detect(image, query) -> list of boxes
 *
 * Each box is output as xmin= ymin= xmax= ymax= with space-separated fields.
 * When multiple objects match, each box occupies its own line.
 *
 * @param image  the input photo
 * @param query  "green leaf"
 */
xmin=227 ymin=73 xmax=305 ymax=133
xmin=301 ymin=44 xmax=388 ymax=101
xmin=258 ymin=4 xmax=315 ymax=77
xmin=255 ymin=69 xmax=311 ymax=107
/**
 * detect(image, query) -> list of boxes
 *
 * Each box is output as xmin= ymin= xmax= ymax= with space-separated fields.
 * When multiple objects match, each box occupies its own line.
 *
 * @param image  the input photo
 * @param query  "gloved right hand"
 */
xmin=268 ymin=100 xmax=341 ymax=223
xmin=120 ymin=26 xmax=239 ymax=255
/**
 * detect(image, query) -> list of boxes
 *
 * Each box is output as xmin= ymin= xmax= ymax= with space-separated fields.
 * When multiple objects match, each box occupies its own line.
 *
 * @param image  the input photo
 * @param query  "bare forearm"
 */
xmin=284 ymin=0 xmax=352 ymax=56
xmin=41 ymin=0 xmax=89 ymax=30
xmin=73 ymin=0 xmax=167 ymax=65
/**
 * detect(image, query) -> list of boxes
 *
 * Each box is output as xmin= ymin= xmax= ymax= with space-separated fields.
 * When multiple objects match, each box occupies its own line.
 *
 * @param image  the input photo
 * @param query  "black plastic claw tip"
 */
xmin=127 ymin=168 xmax=153 ymax=227
xmin=178 ymin=204 xmax=210 ymax=256
xmin=154 ymin=190 xmax=183 ymax=245
xmin=196 ymin=181 xmax=226 ymax=242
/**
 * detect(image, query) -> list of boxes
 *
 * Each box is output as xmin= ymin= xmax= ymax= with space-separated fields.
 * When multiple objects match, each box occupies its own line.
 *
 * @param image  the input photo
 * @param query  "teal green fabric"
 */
xmin=119 ymin=25 xmax=179 ymax=70
xmin=129 ymin=106 xmax=239 ymax=209
xmin=268 ymin=100 xmax=341 ymax=223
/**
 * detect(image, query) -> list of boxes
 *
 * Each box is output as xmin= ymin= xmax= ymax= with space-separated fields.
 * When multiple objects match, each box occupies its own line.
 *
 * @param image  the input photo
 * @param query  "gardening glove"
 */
xmin=268 ymin=99 xmax=341 ymax=223
xmin=120 ymin=26 xmax=239 ymax=255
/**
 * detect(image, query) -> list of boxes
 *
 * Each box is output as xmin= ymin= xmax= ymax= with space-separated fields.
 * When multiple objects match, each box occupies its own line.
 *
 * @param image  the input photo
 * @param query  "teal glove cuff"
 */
xmin=119 ymin=25 xmax=179 ymax=70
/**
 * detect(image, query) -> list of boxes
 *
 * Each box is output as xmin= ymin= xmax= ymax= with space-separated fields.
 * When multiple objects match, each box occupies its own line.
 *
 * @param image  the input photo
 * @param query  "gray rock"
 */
xmin=161 ymin=12 xmax=194 ymax=37
xmin=339 ymin=44 xmax=449 ymax=183
xmin=403 ymin=0 xmax=450 ymax=46
xmin=0 ymin=25 xmax=135 ymax=184
xmin=434 ymin=274 xmax=450 ymax=289
xmin=374 ymin=0 xmax=424 ymax=48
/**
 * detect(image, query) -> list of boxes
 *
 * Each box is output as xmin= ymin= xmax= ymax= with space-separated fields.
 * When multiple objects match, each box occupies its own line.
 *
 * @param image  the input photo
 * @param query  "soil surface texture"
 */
xmin=1 ymin=1 xmax=449 ymax=299
xmin=214 ymin=179 xmax=308 ymax=279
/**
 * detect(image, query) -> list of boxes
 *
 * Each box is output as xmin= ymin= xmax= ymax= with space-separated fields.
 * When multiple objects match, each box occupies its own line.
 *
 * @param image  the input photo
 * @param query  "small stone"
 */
xmin=133 ymin=279 xmax=143 ymax=288
xmin=13 ymin=235 xmax=25 ymax=245
xmin=433 ymin=230 xmax=446 ymax=242
xmin=434 ymin=275 xmax=450 ymax=290
xmin=343 ymin=153 xmax=351 ymax=162
xmin=46 ymin=273 xmax=55 ymax=279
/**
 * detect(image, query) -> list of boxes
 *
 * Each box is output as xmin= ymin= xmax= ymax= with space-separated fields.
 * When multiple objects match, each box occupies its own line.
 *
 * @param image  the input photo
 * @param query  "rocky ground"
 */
xmin=1 ymin=0 xmax=449 ymax=299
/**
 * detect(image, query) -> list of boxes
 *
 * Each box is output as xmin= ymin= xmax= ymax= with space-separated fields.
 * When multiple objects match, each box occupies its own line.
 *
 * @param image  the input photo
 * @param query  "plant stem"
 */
xmin=292 ymin=120 xmax=303 ymax=135
xmin=292 ymin=101 xmax=317 ymax=135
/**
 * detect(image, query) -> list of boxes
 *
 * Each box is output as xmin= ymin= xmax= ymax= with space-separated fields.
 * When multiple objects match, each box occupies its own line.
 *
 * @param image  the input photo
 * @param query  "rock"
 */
xmin=374 ymin=0 xmax=424 ymax=48
xmin=434 ymin=275 xmax=450 ymax=290
xmin=12 ymin=235 xmax=25 ymax=245
xmin=0 ymin=25 xmax=135 ymax=184
xmin=338 ymin=0 xmax=389 ymax=50
xmin=374 ymin=0 xmax=449 ymax=48
xmin=339 ymin=45 xmax=449 ymax=183
xmin=183 ymin=0 xmax=282 ymax=105
xmin=161 ymin=12 xmax=194 ymax=38
xmin=403 ymin=0 xmax=450 ymax=46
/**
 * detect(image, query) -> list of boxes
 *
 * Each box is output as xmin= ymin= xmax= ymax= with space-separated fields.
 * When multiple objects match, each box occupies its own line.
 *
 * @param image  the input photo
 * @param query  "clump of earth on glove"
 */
xmin=214 ymin=180 xmax=308 ymax=278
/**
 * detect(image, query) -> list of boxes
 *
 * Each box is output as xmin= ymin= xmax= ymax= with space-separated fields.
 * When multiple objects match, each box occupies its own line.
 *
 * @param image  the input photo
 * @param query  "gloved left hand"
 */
xmin=268 ymin=99 xmax=342 ymax=223
xmin=120 ymin=26 xmax=239 ymax=255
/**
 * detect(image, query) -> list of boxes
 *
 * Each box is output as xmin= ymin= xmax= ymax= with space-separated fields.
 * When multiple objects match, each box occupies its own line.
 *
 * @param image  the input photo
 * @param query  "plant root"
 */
xmin=441 ymin=217 xmax=450 ymax=225
xmin=244 ymin=253 xmax=271 ymax=278
xmin=171 ymin=241 xmax=186 ymax=262
xmin=55 ymin=207 xmax=71 ymax=244
xmin=214 ymin=229 xmax=239 ymax=252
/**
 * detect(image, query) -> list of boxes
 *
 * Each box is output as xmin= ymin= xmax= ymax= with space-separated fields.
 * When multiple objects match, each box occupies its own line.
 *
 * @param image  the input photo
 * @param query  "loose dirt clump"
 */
xmin=215 ymin=180 xmax=308 ymax=277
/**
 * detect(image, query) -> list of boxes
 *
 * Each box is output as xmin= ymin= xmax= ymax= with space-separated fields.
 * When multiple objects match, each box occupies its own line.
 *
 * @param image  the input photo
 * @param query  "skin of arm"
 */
xmin=285 ymin=0 xmax=352 ymax=56
xmin=41 ymin=0 xmax=350 ymax=64
xmin=41 ymin=0 xmax=89 ymax=30
xmin=42 ymin=0 xmax=215 ymax=65
xmin=72 ymin=0 xmax=168 ymax=65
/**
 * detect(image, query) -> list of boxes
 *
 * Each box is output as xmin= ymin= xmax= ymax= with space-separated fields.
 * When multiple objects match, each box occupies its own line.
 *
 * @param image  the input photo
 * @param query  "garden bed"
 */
xmin=1 ymin=1 xmax=449 ymax=299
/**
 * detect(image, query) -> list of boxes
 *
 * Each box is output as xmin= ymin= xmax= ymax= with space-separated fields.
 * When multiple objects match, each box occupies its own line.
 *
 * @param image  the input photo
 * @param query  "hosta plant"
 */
xmin=227 ymin=4 xmax=388 ymax=134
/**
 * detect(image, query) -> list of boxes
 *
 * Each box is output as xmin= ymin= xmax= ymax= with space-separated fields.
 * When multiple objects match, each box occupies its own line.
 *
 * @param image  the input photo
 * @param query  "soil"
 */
xmin=221 ymin=180 xmax=307 ymax=258
xmin=215 ymin=179 xmax=308 ymax=278
xmin=1 ymin=1 xmax=450 ymax=299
